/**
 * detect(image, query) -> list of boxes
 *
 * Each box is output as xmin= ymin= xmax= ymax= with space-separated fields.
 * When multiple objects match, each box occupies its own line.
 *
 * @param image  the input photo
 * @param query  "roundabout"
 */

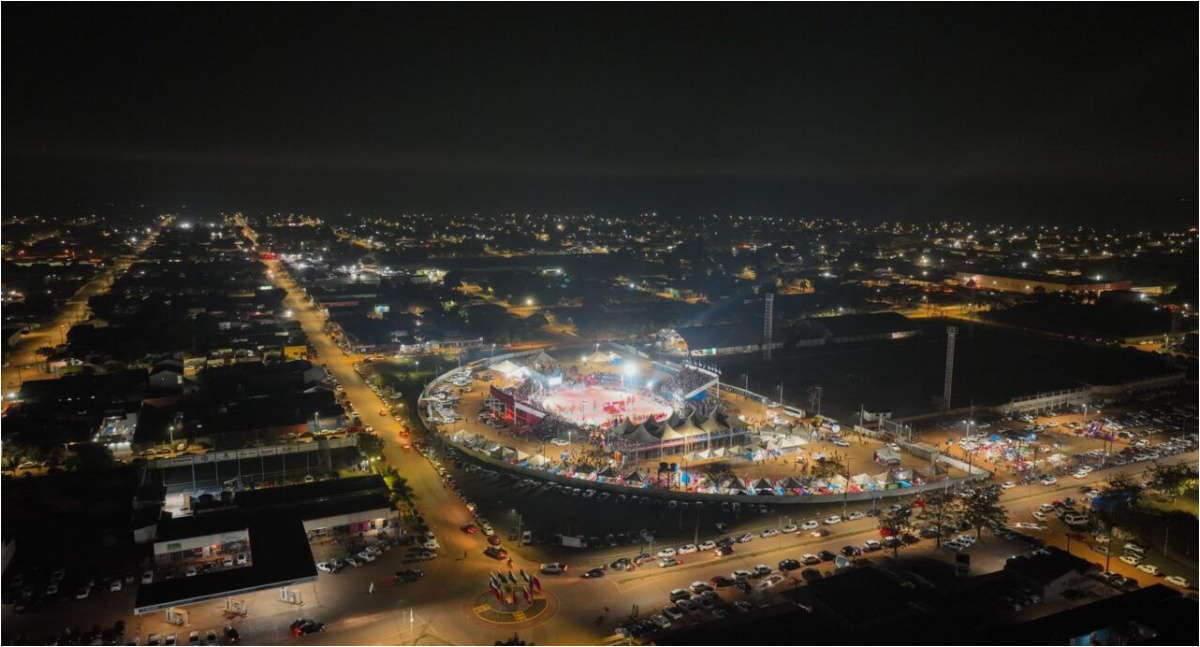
xmin=467 ymin=587 xmax=553 ymax=626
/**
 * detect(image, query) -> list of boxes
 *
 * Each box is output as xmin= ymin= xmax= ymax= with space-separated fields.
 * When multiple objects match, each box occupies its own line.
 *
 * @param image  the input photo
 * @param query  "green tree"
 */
xmin=1 ymin=442 xmax=44 ymax=471
xmin=1093 ymin=473 xmax=1145 ymax=531
xmin=960 ymin=486 xmax=1008 ymax=539
xmin=357 ymin=433 xmax=385 ymax=460
xmin=918 ymin=491 xmax=960 ymax=547
xmin=67 ymin=443 xmax=114 ymax=473
xmin=878 ymin=505 xmax=915 ymax=558
xmin=1144 ymin=462 xmax=1197 ymax=503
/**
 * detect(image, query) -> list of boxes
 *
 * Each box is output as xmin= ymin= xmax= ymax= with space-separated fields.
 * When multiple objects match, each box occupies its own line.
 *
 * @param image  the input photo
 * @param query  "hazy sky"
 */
xmin=4 ymin=4 xmax=1196 ymax=227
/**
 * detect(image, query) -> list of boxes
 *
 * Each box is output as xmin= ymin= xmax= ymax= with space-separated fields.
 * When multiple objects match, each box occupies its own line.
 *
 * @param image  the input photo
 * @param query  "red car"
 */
xmin=461 ymin=523 xmax=479 ymax=534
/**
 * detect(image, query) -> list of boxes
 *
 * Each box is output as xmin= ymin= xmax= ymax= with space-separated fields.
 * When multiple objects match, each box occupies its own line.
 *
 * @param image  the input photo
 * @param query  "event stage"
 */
xmin=540 ymin=386 xmax=673 ymax=427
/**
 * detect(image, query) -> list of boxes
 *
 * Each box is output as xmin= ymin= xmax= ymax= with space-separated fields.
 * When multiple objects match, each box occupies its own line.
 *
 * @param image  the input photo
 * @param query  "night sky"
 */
xmin=3 ymin=5 xmax=1196 ymax=227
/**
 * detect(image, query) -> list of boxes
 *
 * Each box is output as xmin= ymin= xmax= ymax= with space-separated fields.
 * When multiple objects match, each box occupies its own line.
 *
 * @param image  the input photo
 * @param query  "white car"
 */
xmin=678 ymin=544 xmax=698 ymax=555
xmin=760 ymin=528 xmax=779 ymax=538
xmin=1040 ymin=476 xmax=1058 ymax=486
xmin=661 ymin=605 xmax=683 ymax=620
xmin=1118 ymin=555 xmax=1142 ymax=566
xmin=823 ymin=515 xmax=842 ymax=525
xmin=698 ymin=540 xmax=717 ymax=551
xmin=1001 ymin=481 xmax=1016 ymax=490
xmin=846 ymin=511 xmax=865 ymax=521
xmin=801 ymin=520 xmax=819 ymax=530
xmin=1136 ymin=564 xmax=1159 ymax=576
xmin=657 ymin=547 xmax=677 ymax=558
xmin=316 ymin=561 xmax=337 ymax=573
xmin=358 ymin=550 xmax=377 ymax=562
xmin=549 ymin=438 xmax=569 ymax=447
xmin=1165 ymin=575 xmax=1191 ymax=588
xmin=1072 ymin=470 xmax=1090 ymax=479
xmin=141 ymin=570 xmax=154 ymax=584
xmin=781 ymin=524 xmax=798 ymax=534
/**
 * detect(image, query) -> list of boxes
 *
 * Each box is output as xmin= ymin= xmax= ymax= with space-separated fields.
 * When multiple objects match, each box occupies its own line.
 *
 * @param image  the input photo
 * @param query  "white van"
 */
xmin=1063 ymin=512 xmax=1090 ymax=527
xmin=782 ymin=406 xmax=805 ymax=419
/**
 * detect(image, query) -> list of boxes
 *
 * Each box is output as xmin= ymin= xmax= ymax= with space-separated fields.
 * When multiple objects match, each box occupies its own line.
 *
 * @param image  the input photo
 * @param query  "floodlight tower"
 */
xmin=943 ymin=326 xmax=958 ymax=410
xmin=763 ymin=293 xmax=775 ymax=361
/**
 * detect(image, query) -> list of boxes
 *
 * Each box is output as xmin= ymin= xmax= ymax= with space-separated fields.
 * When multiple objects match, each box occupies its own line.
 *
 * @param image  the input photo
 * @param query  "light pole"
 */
xmin=491 ymin=343 xmax=497 ymax=360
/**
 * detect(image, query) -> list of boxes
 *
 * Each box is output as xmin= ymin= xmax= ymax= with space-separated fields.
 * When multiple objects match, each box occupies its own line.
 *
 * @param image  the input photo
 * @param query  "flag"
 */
xmin=519 ymin=569 xmax=529 ymax=583
xmin=507 ymin=570 xmax=517 ymax=584
xmin=489 ymin=573 xmax=500 ymax=590
xmin=522 ymin=586 xmax=531 ymax=603
xmin=531 ymin=575 xmax=542 ymax=592
xmin=489 ymin=578 xmax=501 ymax=600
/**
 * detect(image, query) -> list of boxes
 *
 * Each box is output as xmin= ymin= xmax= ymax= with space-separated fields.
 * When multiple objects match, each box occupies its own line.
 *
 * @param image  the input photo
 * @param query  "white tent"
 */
xmin=584 ymin=350 xmax=613 ymax=364
xmin=528 ymin=454 xmax=551 ymax=467
xmin=490 ymin=359 xmax=525 ymax=375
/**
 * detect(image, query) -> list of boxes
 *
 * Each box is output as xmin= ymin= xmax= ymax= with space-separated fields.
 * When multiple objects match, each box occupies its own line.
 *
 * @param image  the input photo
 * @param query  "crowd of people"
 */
xmin=660 ymin=366 xmax=716 ymax=401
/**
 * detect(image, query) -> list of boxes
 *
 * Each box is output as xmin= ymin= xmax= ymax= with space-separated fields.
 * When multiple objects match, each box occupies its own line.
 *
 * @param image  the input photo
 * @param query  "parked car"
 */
xmin=289 ymin=619 xmax=325 ymax=636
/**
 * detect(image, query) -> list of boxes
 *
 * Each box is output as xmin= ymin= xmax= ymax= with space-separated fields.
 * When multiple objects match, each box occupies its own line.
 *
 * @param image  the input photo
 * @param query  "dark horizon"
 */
xmin=4 ymin=4 xmax=1196 ymax=228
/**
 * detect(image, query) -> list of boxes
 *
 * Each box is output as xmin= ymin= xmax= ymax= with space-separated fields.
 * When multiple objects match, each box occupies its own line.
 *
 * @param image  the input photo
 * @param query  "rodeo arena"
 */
xmin=416 ymin=346 xmax=991 ymax=506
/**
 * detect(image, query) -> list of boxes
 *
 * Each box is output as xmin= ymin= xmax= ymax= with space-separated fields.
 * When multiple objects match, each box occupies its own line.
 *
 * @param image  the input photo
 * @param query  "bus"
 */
xmin=782 ymin=406 xmax=805 ymax=419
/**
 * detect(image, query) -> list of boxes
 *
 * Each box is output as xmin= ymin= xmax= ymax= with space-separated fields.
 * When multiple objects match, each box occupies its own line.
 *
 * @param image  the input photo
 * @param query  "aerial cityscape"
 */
xmin=2 ymin=5 xmax=1197 ymax=647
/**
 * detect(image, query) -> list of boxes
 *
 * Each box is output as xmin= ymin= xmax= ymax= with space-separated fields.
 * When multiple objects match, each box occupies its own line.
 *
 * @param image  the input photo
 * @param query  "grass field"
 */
xmin=716 ymin=318 xmax=1181 ymax=422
